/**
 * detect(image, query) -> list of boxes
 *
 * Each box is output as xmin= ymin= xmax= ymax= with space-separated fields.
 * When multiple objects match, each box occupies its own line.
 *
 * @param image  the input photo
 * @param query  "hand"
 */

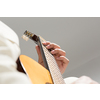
xmin=35 ymin=41 xmax=69 ymax=74
xmin=72 ymin=76 xmax=99 ymax=84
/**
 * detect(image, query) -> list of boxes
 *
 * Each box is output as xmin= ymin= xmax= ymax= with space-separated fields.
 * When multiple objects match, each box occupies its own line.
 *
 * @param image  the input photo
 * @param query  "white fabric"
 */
xmin=0 ymin=21 xmax=20 ymax=62
xmin=0 ymin=21 xmax=19 ymax=45
xmin=64 ymin=77 xmax=78 ymax=84
xmin=0 ymin=21 xmax=31 ymax=84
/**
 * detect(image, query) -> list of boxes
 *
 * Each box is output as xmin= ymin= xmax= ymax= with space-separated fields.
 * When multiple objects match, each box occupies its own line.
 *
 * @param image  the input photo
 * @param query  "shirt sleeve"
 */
xmin=0 ymin=36 xmax=31 ymax=84
xmin=64 ymin=77 xmax=79 ymax=84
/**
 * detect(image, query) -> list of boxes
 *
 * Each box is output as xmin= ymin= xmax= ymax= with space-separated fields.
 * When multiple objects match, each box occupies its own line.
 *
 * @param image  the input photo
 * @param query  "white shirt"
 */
xmin=0 ymin=21 xmax=31 ymax=84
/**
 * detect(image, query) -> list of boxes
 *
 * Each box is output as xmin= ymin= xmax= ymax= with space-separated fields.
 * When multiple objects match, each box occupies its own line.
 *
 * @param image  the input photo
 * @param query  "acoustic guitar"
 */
xmin=19 ymin=30 xmax=65 ymax=84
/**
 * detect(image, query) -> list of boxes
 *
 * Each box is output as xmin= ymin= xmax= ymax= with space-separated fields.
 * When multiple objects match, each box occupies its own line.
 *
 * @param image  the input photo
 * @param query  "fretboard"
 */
xmin=40 ymin=37 xmax=65 ymax=84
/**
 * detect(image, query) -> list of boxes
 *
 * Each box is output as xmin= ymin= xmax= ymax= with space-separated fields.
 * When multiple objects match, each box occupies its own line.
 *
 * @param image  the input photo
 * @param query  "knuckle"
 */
xmin=61 ymin=50 xmax=66 ymax=56
xmin=58 ymin=45 xmax=60 ymax=48
xmin=49 ymin=43 xmax=53 ymax=47
xmin=67 ymin=59 xmax=69 ymax=62
xmin=63 ymin=51 xmax=66 ymax=55
xmin=55 ymin=48 xmax=59 ymax=51
xmin=53 ymin=43 xmax=60 ymax=48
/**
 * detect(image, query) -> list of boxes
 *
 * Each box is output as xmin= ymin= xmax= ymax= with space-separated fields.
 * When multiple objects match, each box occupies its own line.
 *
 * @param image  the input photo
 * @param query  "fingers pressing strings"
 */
xmin=43 ymin=41 xmax=60 ymax=56
xmin=42 ymin=41 xmax=68 ymax=63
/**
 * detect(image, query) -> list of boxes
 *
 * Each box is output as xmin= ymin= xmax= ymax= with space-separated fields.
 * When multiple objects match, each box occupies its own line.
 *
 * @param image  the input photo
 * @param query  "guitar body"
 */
xmin=19 ymin=55 xmax=53 ymax=84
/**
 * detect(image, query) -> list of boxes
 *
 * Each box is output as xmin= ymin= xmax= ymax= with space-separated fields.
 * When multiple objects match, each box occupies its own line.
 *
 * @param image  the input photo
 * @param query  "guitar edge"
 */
xmin=19 ymin=55 xmax=53 ymax=84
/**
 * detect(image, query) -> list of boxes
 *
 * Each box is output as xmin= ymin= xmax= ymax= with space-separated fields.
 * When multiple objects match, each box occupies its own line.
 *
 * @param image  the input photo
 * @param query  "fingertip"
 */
xmin=35 ymin=45 xmax=39 ymax=49
xmin=36 ymin=45 xmax=40 ymax=52
xmin=35 ymin=45 xmax=38 ymax=47
xmin=67 ymin=58 xmax=69 ymax=62
xmin=35 ymin=45 xmax=37 ymax=49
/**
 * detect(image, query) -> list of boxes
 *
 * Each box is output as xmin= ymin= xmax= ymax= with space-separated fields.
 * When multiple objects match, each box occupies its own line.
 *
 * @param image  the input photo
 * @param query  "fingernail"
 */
xmin=51 ymin=50 xmax=54 ymax=53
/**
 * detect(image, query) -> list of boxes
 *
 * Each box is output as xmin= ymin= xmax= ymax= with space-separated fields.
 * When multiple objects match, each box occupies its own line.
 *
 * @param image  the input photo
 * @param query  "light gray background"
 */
xmin=0 ymin=17 xmax=100 ymax=83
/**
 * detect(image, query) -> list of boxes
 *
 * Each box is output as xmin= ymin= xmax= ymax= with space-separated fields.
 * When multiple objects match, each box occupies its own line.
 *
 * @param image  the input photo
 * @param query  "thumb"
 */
xmin=35 ymin=45 xmax=41 ymax=57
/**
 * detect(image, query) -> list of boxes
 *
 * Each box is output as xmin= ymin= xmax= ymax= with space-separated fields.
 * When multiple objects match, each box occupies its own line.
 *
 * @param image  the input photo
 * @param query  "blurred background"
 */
xmin=0 ymin=17 xmax=100 ymax=83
